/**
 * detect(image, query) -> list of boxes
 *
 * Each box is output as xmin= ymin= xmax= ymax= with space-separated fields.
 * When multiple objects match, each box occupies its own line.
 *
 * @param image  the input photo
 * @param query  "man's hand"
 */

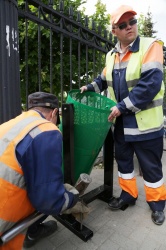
xmin=62 ymin=201 xmax=90 ymax=220
xmin=80 ymin=86 xmax=88 ymax=93
xmin=108 ymin=106 xmax=121 ymax=122
xmin=64 ymin=183 xmax=79 ymax=195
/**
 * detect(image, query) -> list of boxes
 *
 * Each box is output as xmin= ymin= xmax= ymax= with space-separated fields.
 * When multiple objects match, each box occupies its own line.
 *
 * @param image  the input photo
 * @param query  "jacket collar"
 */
xmin=129 ymin=36 xmax=140 ymax=52
xmin=111 ymin=36 xmax=140 ymax=55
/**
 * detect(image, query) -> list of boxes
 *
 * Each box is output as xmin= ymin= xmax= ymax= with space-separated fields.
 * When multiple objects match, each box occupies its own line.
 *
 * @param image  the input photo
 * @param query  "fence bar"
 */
xmin=0 ymin=0 xmax=21 ymax=124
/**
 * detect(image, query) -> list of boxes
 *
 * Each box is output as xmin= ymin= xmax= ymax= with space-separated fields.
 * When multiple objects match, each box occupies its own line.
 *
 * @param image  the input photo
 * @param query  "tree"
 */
xmin=138 ymin=10 xmax=157 ymax=38
xmin=88 ymin=0 xmax=110 ymax=30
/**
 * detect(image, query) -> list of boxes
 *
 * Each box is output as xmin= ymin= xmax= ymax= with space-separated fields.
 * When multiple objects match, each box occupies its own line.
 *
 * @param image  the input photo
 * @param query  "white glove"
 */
xmin=64 ymin=183 xmax=79 ymax=195
xmin=62 ymin=201 xmax=90 ymax=220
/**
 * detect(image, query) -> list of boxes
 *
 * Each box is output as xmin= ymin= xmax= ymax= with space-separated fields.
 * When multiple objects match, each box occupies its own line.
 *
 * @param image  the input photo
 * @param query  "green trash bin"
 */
xmin=61 ymin=89 xmax=116 ymax=182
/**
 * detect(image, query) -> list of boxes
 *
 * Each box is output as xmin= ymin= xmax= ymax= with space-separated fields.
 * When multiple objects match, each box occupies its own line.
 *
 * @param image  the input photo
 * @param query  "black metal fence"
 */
xmin=18 ymin=0 xmax=116 ymax=109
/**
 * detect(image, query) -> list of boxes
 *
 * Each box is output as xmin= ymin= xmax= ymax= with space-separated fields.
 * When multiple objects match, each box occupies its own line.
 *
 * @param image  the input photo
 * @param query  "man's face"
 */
xmin=112 ymin=13 xmax=138 ymax=46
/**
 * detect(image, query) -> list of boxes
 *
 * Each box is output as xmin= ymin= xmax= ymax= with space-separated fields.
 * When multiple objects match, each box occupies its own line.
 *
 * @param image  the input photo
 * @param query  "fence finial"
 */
xmin=92 ymin=20 xmax=96 ymax=31
xmin=59 ymin=0 xmax=64 ymax=12
xmin=104 ymin=30 xmax=107 ymax=38
xmin=69 ymin=6 xmax=73 ymax=19
xmin=98 ymin=26 xmax=101 ymax=35
xmin=85 ymin=16 xmax=88 ymax=28
xmin=77 ymin=12 xmax=81 ymax=23
xmin=49 ymin=0 xmax=53 ymax=7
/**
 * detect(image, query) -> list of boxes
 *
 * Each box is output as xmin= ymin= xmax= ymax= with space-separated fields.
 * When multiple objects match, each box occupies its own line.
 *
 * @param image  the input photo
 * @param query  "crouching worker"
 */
xmin=0 ymin=92 xmax=88 ymax=250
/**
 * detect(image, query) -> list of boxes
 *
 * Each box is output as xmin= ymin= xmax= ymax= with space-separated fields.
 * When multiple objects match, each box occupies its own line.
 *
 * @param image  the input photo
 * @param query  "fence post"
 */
xmin=0 ymin=0 xmax=21 ymax=124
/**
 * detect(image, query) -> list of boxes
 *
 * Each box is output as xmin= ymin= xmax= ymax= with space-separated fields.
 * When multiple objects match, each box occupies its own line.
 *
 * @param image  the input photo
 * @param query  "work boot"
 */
xmin=23 ymin=220 xmax=57 ymax=248
xmin=151 ymin=211 xmax=165 ymax=225
xmin=108 ymin=197 xmax=136 ymax=210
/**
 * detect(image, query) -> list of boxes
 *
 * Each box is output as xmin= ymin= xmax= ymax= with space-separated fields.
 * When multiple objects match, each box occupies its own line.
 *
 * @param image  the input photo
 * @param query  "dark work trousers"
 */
xmin=27 ymin=215 xmax=48 ymax=235
xmin=114 ymin=117 xmax=165 ymax=211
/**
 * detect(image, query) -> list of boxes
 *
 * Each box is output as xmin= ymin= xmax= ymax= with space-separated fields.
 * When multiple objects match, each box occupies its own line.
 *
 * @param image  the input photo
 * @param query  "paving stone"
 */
xmin=97 ymin=239 xmax=119 ymax=250
xmin=22 ymin=149 xmax=166 ymax=249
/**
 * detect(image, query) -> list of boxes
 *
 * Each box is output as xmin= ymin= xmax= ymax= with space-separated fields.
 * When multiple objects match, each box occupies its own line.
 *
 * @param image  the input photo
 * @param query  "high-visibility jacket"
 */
xmin=87 ymin=36 xmax=164 ymax=141
xmin=0 ymin=110 xmax=56 ymax=249
xmin=106 ymin=37 xmax=164 ymax=134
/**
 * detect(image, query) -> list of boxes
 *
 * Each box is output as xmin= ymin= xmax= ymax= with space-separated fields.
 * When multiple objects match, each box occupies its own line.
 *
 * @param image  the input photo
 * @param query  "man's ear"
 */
xmin=51 ymin=108 xmax=58 ymax=118
xmin=112 ymin=29 xmax=116 ymax=36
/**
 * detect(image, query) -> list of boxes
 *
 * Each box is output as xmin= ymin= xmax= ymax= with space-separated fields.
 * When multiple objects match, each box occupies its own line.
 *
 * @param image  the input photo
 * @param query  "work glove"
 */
xmin=64 ymin=183 xmax=79 ymax=195
xmin=62 ymin=201 xmax=90 ymax=221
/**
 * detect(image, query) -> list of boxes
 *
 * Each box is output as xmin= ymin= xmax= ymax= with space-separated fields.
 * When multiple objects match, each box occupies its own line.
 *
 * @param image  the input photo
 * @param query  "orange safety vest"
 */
xmin=0 ymin=110 xmax=58 ymax=249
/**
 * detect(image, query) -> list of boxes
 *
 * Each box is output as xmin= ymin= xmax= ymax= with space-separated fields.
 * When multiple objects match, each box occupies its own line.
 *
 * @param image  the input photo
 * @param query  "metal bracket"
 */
xmin=54 ymin=214 xmax=93 ymax=242
xmin=59 ymin=103 xmax=115 ymax=242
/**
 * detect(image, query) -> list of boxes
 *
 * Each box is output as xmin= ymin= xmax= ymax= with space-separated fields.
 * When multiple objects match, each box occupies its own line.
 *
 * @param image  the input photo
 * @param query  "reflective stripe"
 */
xmin=101 ymin=72 xmax=106 ymax=80
xmin=124 ymin=98 xmax=163 ymax=113
xmin=124 ymin=124 xmax=163 ymax=135
xmin=125 ymin=95 xmax=163 ymax=111
xmin=144 ymin=98 xmax=163 ymax=110
xmin=0 ymin=116 xmax=44 ymax=156
xmin=60 ymin=192 xmax=70 ymax=212
xmin=118 ymin=170 xmax=135 ymax=179
xmin=123 ymin=97 xmax=140 ymax=112
xmin=29 ymin=126 xmax=42 ymax=138
xmin=91 ymin=81 xmax=100 ymax=93
xmin=144 ymin=178 xmax=164 ymax=188
xmin=114 ymin=61 xmax=128 ymax=69
xmin=142 ymin=61 xmax=163 ymax=73
xmin=0 ymin=162 xmax=26 ymax=189
xmin=0 ymin=218 xmax=15 ymax=234
xmin=126 ymin=79 xmax=139 ymax=89
xmin=107 ymin=80 xmax=113 ymax=87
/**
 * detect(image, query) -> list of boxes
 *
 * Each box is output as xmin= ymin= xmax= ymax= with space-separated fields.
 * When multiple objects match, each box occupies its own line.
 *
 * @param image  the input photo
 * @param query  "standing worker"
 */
xmin=0 ymin=92 xmax=88 ymax=249
xmin=80 ymin=5 xmax=166 ymax=225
